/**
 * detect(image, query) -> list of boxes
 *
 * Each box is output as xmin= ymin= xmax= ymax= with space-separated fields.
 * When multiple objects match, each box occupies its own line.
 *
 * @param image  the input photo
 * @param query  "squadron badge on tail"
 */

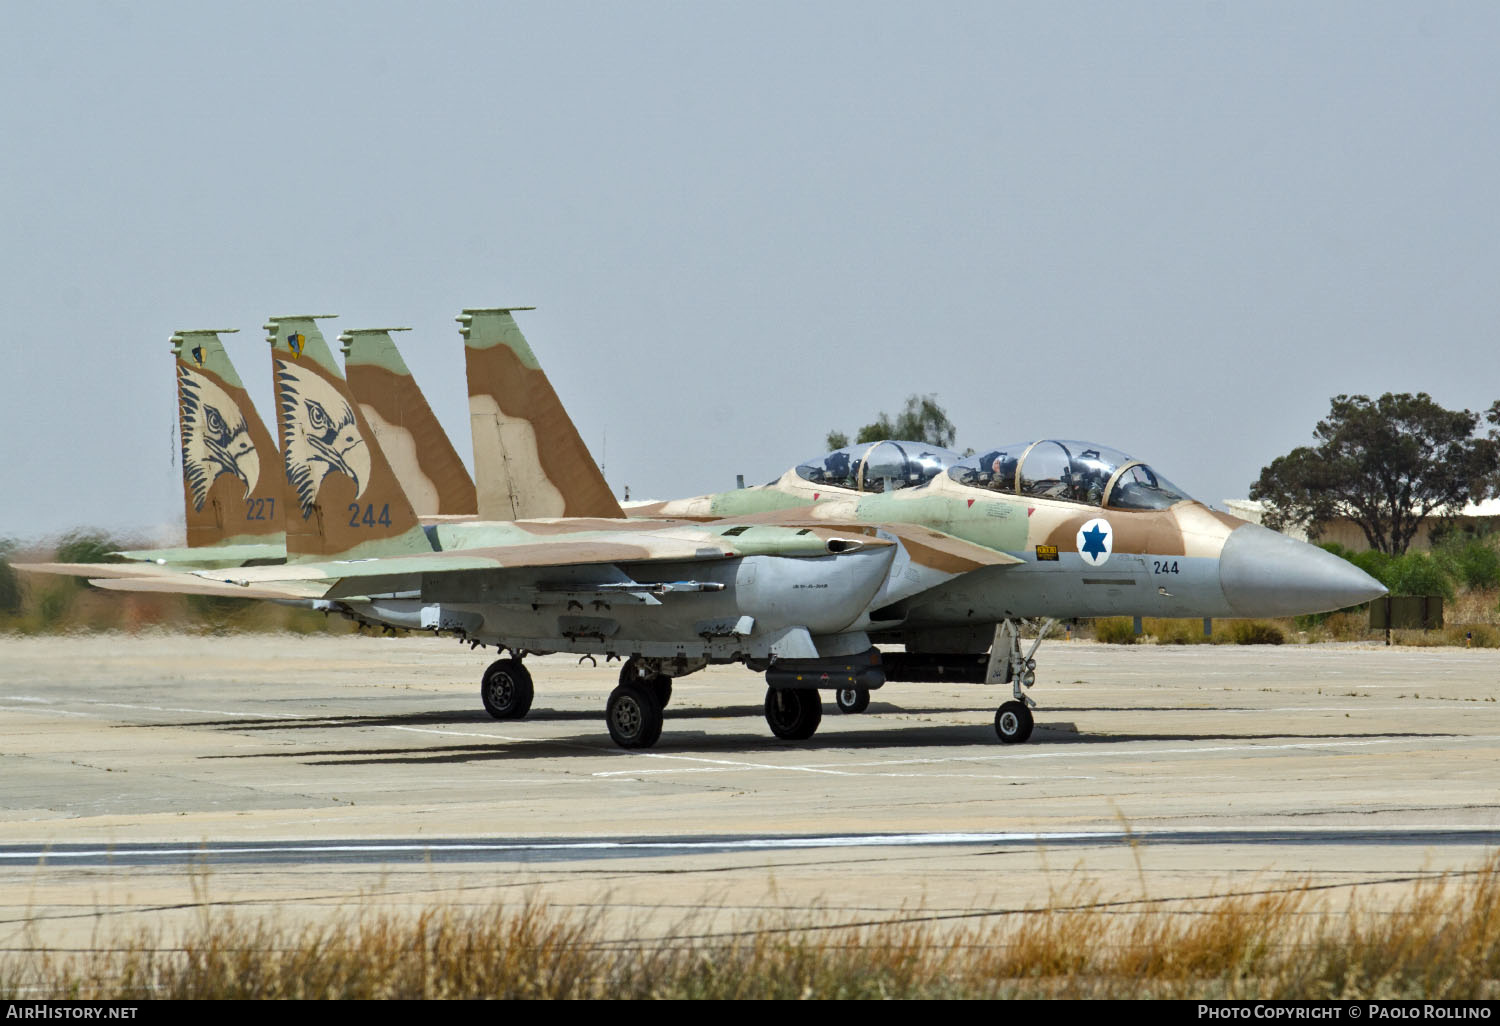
xmin=177 ymin=363 xmax=259 ymax=512
xmin=276 ymin=359 xmax=371 ymax=517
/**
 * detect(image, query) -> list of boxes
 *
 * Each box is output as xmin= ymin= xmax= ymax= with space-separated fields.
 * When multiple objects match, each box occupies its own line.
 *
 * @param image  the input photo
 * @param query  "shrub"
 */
xmin=1386 ymin=552 xmax=1454 ymax=601
xmin=1432 ymin=537 xmax=1500 ymax=591
xmin=1093 ymin=618 xmax=1137 ymax=644
xmin=1229 ymin=620 xmax=1284 ymax=645
xmin=1143 ymin=618 xmax=1208 ymax=645
xmin=1447 ymin=624 xmax=1500 ymax=648
xmin=1349 ymin=549 xmax=1395 ymax=588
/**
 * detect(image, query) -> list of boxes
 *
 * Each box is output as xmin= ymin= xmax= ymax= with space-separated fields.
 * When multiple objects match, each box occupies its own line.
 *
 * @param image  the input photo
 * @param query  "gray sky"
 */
xmin=3 ymin=1 xmax=1498 ymax=542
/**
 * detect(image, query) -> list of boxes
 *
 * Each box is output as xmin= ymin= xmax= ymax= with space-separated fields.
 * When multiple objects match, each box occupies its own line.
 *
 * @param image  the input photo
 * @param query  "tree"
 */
xmin=0 ymin=539 xmax=20 ymax=616
xmin=1249 ymin=393 xmax=1500 ymax=555
xmin=825 ymin=394 xmax=957 ymax=451
xmin=53 ymin=530 xmax=123 ymax=564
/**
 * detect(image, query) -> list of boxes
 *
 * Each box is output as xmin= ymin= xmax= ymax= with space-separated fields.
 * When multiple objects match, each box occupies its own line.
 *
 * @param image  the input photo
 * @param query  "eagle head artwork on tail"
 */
xmin=265 ymin=316 xmax=430 ymax=562
xmin=276 ymin=358 xmax=372 ymax=519
xmin=177 ymin=363 xmax=260 ymax=512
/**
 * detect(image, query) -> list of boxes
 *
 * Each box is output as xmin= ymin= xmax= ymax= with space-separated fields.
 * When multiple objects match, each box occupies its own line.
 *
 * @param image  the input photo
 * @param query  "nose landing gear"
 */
xmin=987 ymin=618 xmax=1055 ymax=744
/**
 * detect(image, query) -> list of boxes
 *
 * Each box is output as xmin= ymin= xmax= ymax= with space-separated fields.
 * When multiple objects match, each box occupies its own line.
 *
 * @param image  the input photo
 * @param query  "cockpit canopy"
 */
xmin=795 ymin=440 xmax=961 ymax=494
xmin=947 ymin=440 xmax=1191 ymax=511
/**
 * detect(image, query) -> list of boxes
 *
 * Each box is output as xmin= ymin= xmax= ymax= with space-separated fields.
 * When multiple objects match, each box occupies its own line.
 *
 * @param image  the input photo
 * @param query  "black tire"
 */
xmin=606 ymin=683 xmax=664 ymax=749
xmin=994 ymin=700 xmax=1034 ymax=744
xmin=620 ymin=657 xmax=672 ymax=709
xmin=480 ymin=658 xmax=534 ymax=720
xmin=764 ymin=687 xmax=823 ymax=741
xmin=835 ymin=688 xmax=870 ymax=715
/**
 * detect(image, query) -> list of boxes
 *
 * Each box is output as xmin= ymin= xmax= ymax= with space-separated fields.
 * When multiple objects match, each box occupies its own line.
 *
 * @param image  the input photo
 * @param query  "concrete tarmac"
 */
xmin=1 ymin=632 xmax=1497 ymax=951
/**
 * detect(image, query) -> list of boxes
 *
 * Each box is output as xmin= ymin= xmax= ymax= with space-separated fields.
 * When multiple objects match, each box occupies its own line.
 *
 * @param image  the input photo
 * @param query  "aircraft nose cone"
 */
xmin=1219 ymin=523 xmax=1387 ymax=617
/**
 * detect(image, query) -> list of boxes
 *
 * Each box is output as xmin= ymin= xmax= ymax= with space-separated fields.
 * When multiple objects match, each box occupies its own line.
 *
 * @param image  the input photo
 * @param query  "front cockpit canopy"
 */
xmin=948 ymin=439 xmax=1190 ymax=510
xmin=795 ymin=440 xmax=961 ymax=494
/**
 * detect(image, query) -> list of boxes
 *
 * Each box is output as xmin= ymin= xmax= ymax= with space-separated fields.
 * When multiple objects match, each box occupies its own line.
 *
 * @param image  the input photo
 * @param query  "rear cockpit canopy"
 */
xmin=795 ymin=440 xmax=962 ymax=494
xmin=947 ymin=440 xmax=1191 ymax=511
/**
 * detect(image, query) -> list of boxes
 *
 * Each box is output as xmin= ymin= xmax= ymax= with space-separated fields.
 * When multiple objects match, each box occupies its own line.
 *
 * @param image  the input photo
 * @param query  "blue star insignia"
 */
xmin=1081 ymin=524 xmax=1108 ymax=559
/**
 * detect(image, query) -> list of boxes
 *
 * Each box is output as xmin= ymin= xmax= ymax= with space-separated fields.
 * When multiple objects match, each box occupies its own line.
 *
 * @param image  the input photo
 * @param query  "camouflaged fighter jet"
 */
xmin=421 ymin=303 xmax=1386 ymax=735
xmin=24 ymin=309 xmax=1389 ymax=750
xmin=23 ymin=317 xmax=976 ymax=749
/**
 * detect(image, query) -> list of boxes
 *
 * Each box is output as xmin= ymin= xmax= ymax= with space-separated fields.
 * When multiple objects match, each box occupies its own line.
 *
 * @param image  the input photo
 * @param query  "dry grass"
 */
xmin=8 ymin=857 xmax=1500 ymax=999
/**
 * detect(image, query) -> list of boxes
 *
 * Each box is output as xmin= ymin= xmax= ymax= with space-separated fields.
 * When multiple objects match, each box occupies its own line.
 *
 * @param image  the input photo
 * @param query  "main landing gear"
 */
xmin=480 ymin=657 xmax=534 ymax=720
xmin=602 ymin=657 xmax=676 ymax=749
xmin=606 ymin=680 xmax=664 ymax=749
xmin=765 ymin=687 xmax=822 ymax=740
xmin=988 ymin=618 xmax=1056 ymax=744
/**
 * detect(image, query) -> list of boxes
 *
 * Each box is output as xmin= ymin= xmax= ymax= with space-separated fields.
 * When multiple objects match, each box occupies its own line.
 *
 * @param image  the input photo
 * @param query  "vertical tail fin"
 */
xmin=341 ymin=328 xmax=478 ymax=518
xmin=265 ymin=316 xmax=433 ymax=561
xmin=460 ymin=307 xmax=625 ymax=520
xmin=171 ymin=330 xmax=286 ymax=548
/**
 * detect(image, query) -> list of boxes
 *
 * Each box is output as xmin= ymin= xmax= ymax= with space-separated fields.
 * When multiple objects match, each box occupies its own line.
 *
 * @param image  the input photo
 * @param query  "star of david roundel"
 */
xmin=1076 ymin=517 xmax=1112 ymax=567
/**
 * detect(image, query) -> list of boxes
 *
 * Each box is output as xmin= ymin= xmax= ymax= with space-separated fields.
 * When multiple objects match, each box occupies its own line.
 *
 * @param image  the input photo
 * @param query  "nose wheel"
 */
xmin=994 ymin=701 xmax=1034 ymax=743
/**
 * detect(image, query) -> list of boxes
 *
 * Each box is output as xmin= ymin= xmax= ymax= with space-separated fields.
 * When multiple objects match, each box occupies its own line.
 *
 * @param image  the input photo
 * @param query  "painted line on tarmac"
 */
xmin=591 ymin=734 xmax=1500 ymax=778
xmin=910 ymin=734 xmax=1500 ymax=764
xmin=593 ymin=766 xmax=1097 ymax=780
xmin=0 ymin=697 xmax=308 ymax=721
xmin=594 ymin=753 xmax=1097 ymax=779
xmin=3 ymin=827 xmax=1498 ymax=868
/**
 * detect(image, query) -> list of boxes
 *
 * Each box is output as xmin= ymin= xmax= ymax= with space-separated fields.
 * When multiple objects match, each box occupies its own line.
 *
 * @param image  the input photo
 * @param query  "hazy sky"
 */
xmin=3 ymin=1 xmax=1497 ymax=541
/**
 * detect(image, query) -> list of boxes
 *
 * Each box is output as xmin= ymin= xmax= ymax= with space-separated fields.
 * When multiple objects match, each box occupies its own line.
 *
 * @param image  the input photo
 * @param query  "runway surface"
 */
xmin=2 ymin=633 xmax=1497 ymax=947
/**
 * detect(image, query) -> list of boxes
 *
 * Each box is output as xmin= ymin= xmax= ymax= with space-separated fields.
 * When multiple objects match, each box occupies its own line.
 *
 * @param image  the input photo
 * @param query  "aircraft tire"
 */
xmin=619 ymin=658 xmax=673 ymax=709
xmin=480 ymin=658 xmax=534 ymax=720
xmin=765 ymin=687 xmax=823 ymax=741
xmin=994 ymin=701 xmax=1034 ymax=744
xmin=835 ymin=688 xmax=870 ymax=715
xmin=606 ymin=683 xmax=664 ymax=749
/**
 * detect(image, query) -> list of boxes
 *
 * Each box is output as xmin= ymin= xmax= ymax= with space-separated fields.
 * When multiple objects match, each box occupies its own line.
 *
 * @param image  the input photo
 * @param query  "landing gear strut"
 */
xmin=987 ymin=618 xmax=1055 ymax=744
xmin=619 ymin=656 xmax=673 ymax=710
xmin=480 ymin=657 xmax=535 ymax=720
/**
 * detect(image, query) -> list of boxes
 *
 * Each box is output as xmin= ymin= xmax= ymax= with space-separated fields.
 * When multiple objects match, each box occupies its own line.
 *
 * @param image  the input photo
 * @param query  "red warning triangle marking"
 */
xmin=1027 ymin=507 xmax=1036 ymax=517
xmin=966 ymin=499 xmax=975 ymax=507
xmin=813 ymin=493 xmax=820 ymax=501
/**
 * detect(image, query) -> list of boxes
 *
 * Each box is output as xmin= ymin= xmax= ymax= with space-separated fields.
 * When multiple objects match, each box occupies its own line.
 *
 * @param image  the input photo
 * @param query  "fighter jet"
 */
xmin=24 ymin=311 xmax=1387 ymax=750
